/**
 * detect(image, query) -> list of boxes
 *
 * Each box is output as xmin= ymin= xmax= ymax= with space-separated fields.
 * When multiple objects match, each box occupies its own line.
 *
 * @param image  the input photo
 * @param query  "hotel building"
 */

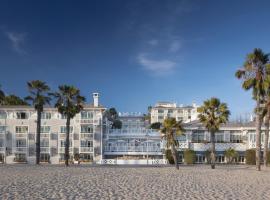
xmin=0 ymin=96 xmax=269 ymax=165
xmin=0 ymin=93 xmax=104 ymax=164
xmin=150 ymin=102 xmax=199 ymax=124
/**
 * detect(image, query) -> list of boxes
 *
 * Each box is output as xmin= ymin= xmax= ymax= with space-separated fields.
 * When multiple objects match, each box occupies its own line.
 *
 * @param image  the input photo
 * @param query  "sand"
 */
xmin=0 ymin=164 xmax=269 ymax=200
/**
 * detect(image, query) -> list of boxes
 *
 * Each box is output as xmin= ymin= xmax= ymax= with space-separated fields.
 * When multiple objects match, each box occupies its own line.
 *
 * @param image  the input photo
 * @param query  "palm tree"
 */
xmin=0 ymin=85 xmax=5 ymax=105
xmin=160 ymin=118 xmax=184 ymax=170
xmin=236 ymin=48 xmax=269 ymax=171
xmin=224 ymin=148 xmax=238 ymax=164
xmin=263 ymin=63 xmax=270 ymax=167
xmin=25 ymin=80 xmax=51 ymax=164
xmin=197 ymin=97 xmax=230 ymax=169
xmin=53 ymin=85 xmax=85 ymax=166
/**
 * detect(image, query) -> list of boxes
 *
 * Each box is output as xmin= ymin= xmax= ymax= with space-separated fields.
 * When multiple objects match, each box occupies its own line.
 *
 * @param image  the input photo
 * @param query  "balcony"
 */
xmin=58 ymin=147 xmax=73 ymax=153
xmin=108 ymin=128 xmax=160 ymax=136
xmin=15 ymin=133 xmax=27 ymax=138
xmin=0 ymin=147 xmax=5 ymax=152
xmin=80 ymin=133 xmax=93 ymax=139
xmin=40 ymin=147 xmax=50 ymax=153
xmin=104 ymin=145 xmax=161 ymax=153
xmin=80 ymin=147 xmax=93 ymax=153
xmin=15 ymin=147 xmax=27 ymax=152
xmin=190 ymin=143 xmax=246 ymax=151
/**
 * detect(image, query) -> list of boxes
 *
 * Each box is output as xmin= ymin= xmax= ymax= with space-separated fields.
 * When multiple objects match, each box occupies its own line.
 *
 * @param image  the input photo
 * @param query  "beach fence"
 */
xmin=101 ymin=159 xmax=167 ymax=165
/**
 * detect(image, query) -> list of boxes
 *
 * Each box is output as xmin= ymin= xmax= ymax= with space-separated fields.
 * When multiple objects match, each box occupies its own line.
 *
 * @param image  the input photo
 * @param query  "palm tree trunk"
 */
xmin=264 ymin=106 xmax=270 ymax=167
xmin=36 ymin=110 xmax=41 ymax=164
xmin=65 ymin=116 xmax=71 ymax=166
xmin=256 ymin=98 xmax=262 ymax=171
xmin=171 ymin=145 xmax=179 ymax=170
xmin=210 ymin=131 xmax=216 ymax=169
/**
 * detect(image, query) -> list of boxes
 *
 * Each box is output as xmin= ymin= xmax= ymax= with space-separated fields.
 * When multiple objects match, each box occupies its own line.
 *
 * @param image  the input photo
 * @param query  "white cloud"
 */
xmin=5 ymin=31 xmax=27 ymax=54
xmin=137 ymin=54 xmax=176 ymax=76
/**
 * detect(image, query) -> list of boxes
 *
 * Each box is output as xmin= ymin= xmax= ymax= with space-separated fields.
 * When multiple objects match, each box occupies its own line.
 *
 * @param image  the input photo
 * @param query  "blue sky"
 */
xmin=0 ymin=0 xmax=270 ymax=118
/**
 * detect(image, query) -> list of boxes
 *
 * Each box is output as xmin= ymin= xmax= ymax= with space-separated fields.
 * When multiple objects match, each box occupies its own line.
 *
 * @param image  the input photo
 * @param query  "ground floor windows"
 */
xmin=14 ymin=153 xmax=27 ymax=162
xmin=216 ymin=155 xmax=225 ymax=163
xmin=80 ymin=153 xmax=93 ymax=162
xmin=40 ymin=154 xmax=50 ymax=163
xmin=196 ymin=155 xmax=206 ymax=163
xmin=0 ymin=154 xmax=4 ymax=162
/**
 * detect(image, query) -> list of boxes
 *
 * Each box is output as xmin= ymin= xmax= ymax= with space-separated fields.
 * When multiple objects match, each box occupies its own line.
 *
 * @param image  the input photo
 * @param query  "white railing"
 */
xmin=40 ymin=147 xmax=50 ymax=153
xmin=101 ymin=159 xmax=167 ymax=165
xmin=58 ymin=147 xmax=73 ymax=153
xmin=190 ymin=143 xmax=247 ymax=151
xmin=15 ymin=133 xmax=27 ymax=138
xmin=104 ymin=146 xmax=161 ymax=152
xmin=108 ymin=128 xmax=159 ymax=136
xmin=0 ymin=147 xmax=5 ymax=152
xmin=80 ymin=133 xmax=93 ymax=139
xmin=80 ymin=147 xmax=93 ymax=152
xmin=15 ymin=147 xmax=27 ymax=152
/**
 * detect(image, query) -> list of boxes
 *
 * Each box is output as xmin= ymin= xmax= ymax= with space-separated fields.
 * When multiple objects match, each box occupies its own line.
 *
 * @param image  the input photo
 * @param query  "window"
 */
xmin=196 ymin=155 xmax=205 ymax=163
xmin=168 ymin=109 xmax=173 ymax=114
xmin=41 ymin=126 xmax=51 ymax=133
xmin=60 ymin=140 xmax=72 ymax=147
xmin=230 ymin=133 xmax=243 ymax=143
xmin=41 ymin=112 xmax=51 ymax=119
xmin=16 ymin=112 xmax=28 ymax=119
xmin=16 ymin=139 xmax=27 ymax=147
xmin=16 ymin=126 xmax=28 ymax=133
xmin=158 ymin=116 xmax=163 ymax=120
xmin=215 ymin=133 xmax=224 ymax=143
xmin=192 ymin=131 xmax=205 ymax=143
xmin=60 ymin=126 xmax=73 ymax=133
xmin=0 ymin=111 xmax=7 ymax=119
xmin=80 ymin=153 xmax=93 ymax=161
xmin=0 ymin=126 xmax=5 ymax=133
xmin=41 ymin=139 xmax=49 ymax=147
xmin=158 ymin=110 xmax=164 ymax=114
xmin=60 ymin=114 xmax=67 ymax=119
xmin=40 ymin=154 xmax=50 ymax=162
xmin=81 ymin=111 xmax=93 ymax=119
xmin=80 ymin=140 xmax=93 ymax=147
xmin=81 ymin=125 xmax=93 ymax=133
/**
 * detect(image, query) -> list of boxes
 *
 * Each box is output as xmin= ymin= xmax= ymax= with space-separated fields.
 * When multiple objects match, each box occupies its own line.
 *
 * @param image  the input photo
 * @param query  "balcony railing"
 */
xmin=108 ymin=128 xmax=159 ymax=136
xmin=104 ymin=146 xmax=161 ymax=153
xmin=40 ymin=147 xmax=50 ymax=153
xmin=15 ymin=147 xmax=27 ymax=152
xmin=80 ymin=147 xmax=93 ymax=152
xmin=15 ymin=133 xmax=27 ymax=138
xmin=58 ymin=147 xmax=73 ymax=153
xmin=0 ymin=147 xmax=5 ymax=152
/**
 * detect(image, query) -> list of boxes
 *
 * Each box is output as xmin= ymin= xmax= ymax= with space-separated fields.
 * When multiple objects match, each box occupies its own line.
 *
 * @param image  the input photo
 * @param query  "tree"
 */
xmin=3 ymin=95 xmax=29 ymax=105
xmin=104 ymin=108 xmax=122 ymax=129
xmin=236 ymin=48 xmax=270 ymax=171
xmin=160 ymin=118 xmax=184 ymax=170
xmin=197 ymin=97 xmax=230 ymax=169
xmin=262 ymin=63 xmax=270 ymax=167
xmin=53 ymin=85 xmax=85 ymax=166
xmin=150 ymin=122 xmax=162 ymax=130
xmin=0 ymin=85 xmax=5 ymax=105
xmin=24 ymin=80 xmax=51 ymax=164
xmin=224 ymin=148 xmax=238 ymax=164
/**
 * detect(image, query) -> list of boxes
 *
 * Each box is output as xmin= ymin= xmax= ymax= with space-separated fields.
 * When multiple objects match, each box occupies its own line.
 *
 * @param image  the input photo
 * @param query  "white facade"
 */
xmin=0 ymin=93 xmax=105 ymax=164
xmin=150 ymin=102 xmax=199 ymax=124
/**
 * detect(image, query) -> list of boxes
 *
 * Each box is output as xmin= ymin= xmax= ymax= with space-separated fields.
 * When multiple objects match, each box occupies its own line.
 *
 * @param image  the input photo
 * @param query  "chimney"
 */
xmin=93 ymin=93 xmax=99 ymax=107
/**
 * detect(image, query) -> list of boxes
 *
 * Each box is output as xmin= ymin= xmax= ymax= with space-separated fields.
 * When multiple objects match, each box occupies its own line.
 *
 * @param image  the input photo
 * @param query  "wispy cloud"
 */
xmin=148 ymin=39 xmax=159 ymax=46
xmin=5 ymin=31 xmax=27 ymax=54
xmin=137 ymin=54 xmax=176 ymax=76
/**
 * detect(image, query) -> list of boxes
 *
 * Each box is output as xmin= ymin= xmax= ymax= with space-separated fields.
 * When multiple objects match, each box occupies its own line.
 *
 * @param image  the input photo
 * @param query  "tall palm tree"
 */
xmin=53 ymin=85 xmax=85 ymax=166
xmin=263 ymin=63 xmax=270 ymax=167
xmin=25 ymin=80 xmax=51 ymax=164
xmin=0 ymin=85 xmax=5 ymax=105
xmin=160 ymin=118 xmax=184 ymax=170
xmin=197 ymin=97 xmax=230 ymax=169
xmin=236 ymin=48 xmax=269 ymax=171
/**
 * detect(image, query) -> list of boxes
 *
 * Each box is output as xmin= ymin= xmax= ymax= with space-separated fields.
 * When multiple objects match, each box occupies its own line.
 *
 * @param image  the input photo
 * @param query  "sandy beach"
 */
xmin=0 ymin=165 xmax=269 ymax=200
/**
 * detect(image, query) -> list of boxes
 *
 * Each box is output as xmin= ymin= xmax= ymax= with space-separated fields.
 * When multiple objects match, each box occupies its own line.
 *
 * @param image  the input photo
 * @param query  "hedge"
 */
xmin=245 ymin=149 xmax=256 ymax=165
xmin=184 ymin=149 xmax=195 ymax=164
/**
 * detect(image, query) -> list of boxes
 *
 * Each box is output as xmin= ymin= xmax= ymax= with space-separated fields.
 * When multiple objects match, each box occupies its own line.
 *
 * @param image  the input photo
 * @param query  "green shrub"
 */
xmin=165 ymin=149 xmax=175 ymax=164
xmin=245 ymin=149 xmax=256 ymax=165
xmin=184 ymin=149 xmax=195 ymax=164
xmin=266 ymin=151 xmax=270 ymax=164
